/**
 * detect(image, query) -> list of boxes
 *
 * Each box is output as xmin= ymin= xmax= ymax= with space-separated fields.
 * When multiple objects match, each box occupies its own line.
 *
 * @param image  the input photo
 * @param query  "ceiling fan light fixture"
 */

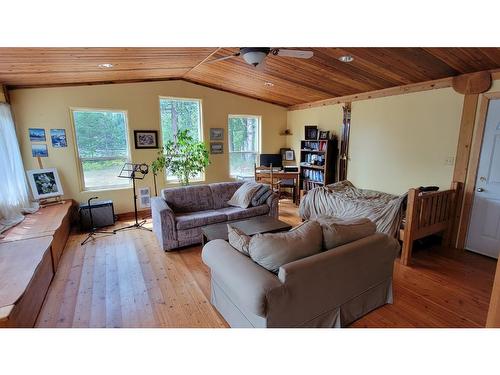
xmin=241 ymin=48 xmax=270 ymax=67
xmin=338 ymin=55 xmax=354 ymax=63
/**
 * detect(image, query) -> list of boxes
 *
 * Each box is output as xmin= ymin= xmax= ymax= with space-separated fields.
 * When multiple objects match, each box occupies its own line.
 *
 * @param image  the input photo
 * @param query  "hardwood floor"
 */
xmin=36 ymin=200 xmax=496 ymax=328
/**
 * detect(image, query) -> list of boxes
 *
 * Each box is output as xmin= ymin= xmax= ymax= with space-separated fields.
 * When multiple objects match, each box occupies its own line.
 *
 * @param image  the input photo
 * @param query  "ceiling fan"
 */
xmin=208 ymin=47 xmax=314 ymax=67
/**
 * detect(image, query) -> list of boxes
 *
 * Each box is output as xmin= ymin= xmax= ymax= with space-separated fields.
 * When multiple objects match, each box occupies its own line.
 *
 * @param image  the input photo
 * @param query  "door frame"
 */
xmin=456 ymin=91 xmax=500 ymax=249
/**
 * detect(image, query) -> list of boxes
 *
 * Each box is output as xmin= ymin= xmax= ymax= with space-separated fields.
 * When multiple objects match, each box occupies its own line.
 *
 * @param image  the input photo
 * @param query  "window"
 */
xmin=159 ymin=97 xmax=202 ymax=181
xmin=71 ymin=109 xmax=131 ymax=190
xmin=228 ymin=115 xmax=261 ymax=177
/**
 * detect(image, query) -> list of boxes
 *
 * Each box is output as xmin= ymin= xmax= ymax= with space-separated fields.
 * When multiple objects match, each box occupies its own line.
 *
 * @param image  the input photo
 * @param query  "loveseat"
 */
xmin=151 ymin=181 xmax=279 ymax=251
xmin=202 ymin=232 xmax=400 ymax=328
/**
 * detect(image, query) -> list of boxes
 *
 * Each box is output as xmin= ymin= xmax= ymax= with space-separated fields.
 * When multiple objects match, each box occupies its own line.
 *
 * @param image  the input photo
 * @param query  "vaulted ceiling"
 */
xmin=1 ymin=47 xmax=500 ymax=107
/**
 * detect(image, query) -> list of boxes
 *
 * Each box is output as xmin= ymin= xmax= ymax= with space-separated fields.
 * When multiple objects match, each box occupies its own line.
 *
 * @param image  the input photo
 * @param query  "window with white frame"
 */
xmin=72 ymin=109 xmax=131 ymax=190
xmin=228 ymin=115 xmax=261 ymax=177
xmin=159 ymin=97 xmax=203 ymax=181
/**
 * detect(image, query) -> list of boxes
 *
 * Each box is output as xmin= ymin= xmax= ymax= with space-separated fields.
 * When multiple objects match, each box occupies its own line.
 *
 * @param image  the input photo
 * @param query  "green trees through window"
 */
xmin=72 ymin=109 xmax=131 ymax=190
xmin=228 ymin=115 xmax=260 ymax=177
xmin=159 ymin=97 xmax=202 ymax=180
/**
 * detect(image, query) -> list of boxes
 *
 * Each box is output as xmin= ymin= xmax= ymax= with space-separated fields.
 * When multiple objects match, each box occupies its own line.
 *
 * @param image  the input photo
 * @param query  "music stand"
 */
xmin=113 ymin=163 xmax=152 ymax=233
xmin=81 ymin=196 xmax=115 ymax=245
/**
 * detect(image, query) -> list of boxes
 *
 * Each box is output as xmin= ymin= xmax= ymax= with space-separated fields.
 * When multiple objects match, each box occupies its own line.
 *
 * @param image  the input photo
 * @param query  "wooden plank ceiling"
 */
xmin=1 ymin=47 xmax=500 ymax=107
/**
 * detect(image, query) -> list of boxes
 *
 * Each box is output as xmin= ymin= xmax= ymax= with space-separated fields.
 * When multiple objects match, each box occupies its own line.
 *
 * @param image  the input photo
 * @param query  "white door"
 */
xmin=466 ymin=99 xmax=500 ymax=259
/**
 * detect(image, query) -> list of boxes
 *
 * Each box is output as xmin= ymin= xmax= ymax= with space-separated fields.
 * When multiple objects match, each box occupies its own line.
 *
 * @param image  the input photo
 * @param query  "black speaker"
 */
xmin=79 ymin=200 xmax=116 ymax=230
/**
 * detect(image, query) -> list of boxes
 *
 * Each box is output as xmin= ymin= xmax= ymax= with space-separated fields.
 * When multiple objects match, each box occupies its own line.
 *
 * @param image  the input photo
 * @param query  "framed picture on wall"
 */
xmin=29 ymin=128 xmax=46 ymax=142
xmin=31 ymin=144 xmax=48 ymax=157
xmin=26 ymin=168 xmax=64 ymax=200
xmin=50 ymin=129 xmax=67 ymax=147
xmin=210 ymin=128 xmax=224 ymax=141
xmin=134 ymin=130 xmax=158 ymax=149
xmin=305 ymin=125 xmax=318 ymax=140
xmin=210 ymin=142 xmax=224 ymax=154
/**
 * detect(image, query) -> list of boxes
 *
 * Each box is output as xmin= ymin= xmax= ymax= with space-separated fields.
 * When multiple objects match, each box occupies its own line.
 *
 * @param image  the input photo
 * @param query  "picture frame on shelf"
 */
xmin=305 ymin=125 xmax=318 ymax=140
xmin=210 ymin=142 xmax=224 ymax=154
xmin=210 ymin=128 xmax=224 ymax=141
xmin=134 ymin=130 xmax=159 ymax=149
xmin=29 ymin=128 xmax=46 ymax=142
xmin=26 ymin=168 xmax=64 ymax=200
xmin=284 ymin=150 xmax=295 ymax=161
xmin=31 ymin=144 xmax=48 ymax=157
xmin=280 ymin=147 xmax=291 ymax=160
xmin=319 ymin=130 xmax=330 ymax=140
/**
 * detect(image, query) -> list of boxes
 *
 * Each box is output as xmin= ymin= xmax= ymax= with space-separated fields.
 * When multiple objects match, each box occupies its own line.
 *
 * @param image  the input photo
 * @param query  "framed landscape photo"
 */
xmin=319 ymin=130 xmax=330 ymax=140
xmin=26 ymin=168 xmax=64 ymax=200
xmin=210 ymin=142 xmax=224 ymax=154
xmin=31 ymin=144 xmax=48 ymax=157
xmin=210 ymin=128 xmax=224 ymax=141
xmin=29 ymin=128 xmax=46 ymax=142
xmin=50 ymin=128 xmax=67 ymax=147
xmin=134 ymin=130 xmax=158 ymax=149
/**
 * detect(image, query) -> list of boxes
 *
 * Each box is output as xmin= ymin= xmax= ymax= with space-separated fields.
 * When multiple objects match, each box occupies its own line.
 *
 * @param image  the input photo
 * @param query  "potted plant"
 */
xmin=151 ymin=129 xmax=210 ymax=186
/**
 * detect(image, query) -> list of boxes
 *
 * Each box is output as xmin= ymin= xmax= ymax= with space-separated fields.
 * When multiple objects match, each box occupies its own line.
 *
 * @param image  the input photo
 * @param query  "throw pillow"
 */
xmin=227 ymin=181 xmax=261 ymax=209
xmin=251 ymin=185 xmax=272 ymax=206
xmin=227 ymin=224 xmax=251 ymax=256
xmin=248 ymin=220 xmax=323 ymax=273
xmin=315 ymin=216 xmax=376 ymax=249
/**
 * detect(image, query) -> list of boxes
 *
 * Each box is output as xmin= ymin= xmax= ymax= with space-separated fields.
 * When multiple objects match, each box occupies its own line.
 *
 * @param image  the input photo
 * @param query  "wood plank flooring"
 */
xmin=36 ymin=201 xmax=496 ymax=328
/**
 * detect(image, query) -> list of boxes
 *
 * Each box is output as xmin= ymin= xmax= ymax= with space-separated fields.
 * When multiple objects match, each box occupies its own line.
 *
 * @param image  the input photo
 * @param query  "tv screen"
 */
xmin=260 ymin=154 xmax=282 ymax=168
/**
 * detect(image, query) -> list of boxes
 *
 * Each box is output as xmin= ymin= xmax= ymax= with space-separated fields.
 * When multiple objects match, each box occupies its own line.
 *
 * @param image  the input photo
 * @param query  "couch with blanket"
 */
xmin=202 ymin=218 xmax=400 ymax=328
xmin=151 ymin=181 xmax=279 ymax=251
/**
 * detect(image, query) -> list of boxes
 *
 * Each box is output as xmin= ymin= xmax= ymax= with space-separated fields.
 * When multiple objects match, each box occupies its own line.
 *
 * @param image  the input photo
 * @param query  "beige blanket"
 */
xmin=299 ymin=180 xmax=406 ymax=237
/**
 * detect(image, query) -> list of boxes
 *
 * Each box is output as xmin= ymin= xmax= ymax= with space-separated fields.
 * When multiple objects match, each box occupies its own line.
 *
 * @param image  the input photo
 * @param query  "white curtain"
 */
xmin=0 ymin=103 xmax=37 ymax=233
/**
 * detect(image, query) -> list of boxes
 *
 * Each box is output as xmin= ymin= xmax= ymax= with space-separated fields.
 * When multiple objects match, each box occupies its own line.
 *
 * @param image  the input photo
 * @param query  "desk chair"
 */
xmin=254 ymin=164 xmax=277 ymax=190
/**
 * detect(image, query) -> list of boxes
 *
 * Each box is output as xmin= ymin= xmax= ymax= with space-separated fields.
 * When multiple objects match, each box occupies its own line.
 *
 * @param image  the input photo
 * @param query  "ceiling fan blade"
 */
xmin=275 ymin=49 xmax=313 ymax=59
xmin=206 ymin=52 xmax=240 ymax=64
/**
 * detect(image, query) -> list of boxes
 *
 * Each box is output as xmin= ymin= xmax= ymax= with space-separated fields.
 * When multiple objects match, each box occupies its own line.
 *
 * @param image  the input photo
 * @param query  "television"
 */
xmin=260 ymin=154 xmax=282 ymax=168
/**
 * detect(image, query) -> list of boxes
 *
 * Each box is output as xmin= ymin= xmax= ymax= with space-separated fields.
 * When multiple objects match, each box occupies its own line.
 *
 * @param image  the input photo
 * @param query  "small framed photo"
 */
xmin=26 ymin=168 xmax=64 ymax=200
xmin=32 ymin=144 xmax=48 ymax=157
xmin=285 ymin=150 xmax=295 ymax=161
xmin=134 ymin=130 xmax=158 ymax=149
xmin=29 ymin=128 xmax=46 ymax=142
xmin=210 ymin=128 xmax=224 ymax=141
xmin=319 ymin=130 xmax=330 ymax=140
xmin=280 ymin=147 xmax=291 ymax=160
xmin=210 ymin=142 xmax=224 ymax=154
xmin=50 ymin=128 xmax=67 ymax=147
xmin=305 ymin=125 xmax=318 ymax=140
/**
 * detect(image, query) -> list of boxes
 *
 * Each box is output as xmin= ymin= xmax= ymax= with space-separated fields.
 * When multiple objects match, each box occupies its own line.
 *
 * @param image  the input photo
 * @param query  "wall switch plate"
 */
xmin=445 ymin=156 xmax=455 ymax=166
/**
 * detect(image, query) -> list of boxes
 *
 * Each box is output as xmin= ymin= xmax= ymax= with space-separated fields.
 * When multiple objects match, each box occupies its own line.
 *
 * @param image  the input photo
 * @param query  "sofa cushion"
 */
xmin=315 ymin=216 xmax=376 ymax=249
xmin=219 ymin=205 xmax=269 ymax=221
xmin=251 ymin=184 xmax=272 ymax=207
xmin=248 ymin=220 xmax=323 ymax=273
xmin=175 ymin=210 xmax=227 ymax=230
xmin=209 ymin=181 xmax=244 ymax=209
xmin=227 ymin=224 xmax=251 ymax=255
xmin=227 ymin=181 xmax=261 ymax=209
xmin=162 ymin=185 xmax=214 ymax=213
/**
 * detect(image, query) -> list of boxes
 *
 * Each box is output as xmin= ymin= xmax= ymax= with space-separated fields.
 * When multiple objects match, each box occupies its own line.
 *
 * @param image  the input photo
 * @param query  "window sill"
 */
xmin=81 ymin=185 xmax=132 ymax=193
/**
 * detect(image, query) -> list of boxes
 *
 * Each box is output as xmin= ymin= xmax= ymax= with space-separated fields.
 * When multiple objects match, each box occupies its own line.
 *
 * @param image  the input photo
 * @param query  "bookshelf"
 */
xmin=299 ymin=138 xmax=338 ymax=192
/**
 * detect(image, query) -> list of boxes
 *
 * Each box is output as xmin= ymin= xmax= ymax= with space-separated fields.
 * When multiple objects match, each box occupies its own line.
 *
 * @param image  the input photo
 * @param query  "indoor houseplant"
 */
xmin=151 ymin=129 xmax=210 ymax=186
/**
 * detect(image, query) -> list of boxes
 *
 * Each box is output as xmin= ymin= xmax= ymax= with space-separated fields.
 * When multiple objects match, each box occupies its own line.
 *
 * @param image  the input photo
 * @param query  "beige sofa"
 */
xmin=202 ymin=233 xmax=399 ymax=328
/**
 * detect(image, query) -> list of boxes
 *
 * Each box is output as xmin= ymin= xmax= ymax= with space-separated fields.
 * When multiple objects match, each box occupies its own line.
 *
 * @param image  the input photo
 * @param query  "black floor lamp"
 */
xmin=113 ymin=163 xmax=152 ymax=233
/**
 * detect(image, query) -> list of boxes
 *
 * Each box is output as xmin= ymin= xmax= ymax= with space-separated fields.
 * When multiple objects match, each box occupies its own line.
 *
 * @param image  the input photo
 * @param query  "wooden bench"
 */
xmin=0 ymin=201 xmax=74 ymax=328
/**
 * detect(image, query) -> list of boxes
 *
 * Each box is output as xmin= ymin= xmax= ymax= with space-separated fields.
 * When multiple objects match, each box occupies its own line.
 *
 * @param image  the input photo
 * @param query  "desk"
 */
xmin=255 ymin=170 xmax=300 ymax=204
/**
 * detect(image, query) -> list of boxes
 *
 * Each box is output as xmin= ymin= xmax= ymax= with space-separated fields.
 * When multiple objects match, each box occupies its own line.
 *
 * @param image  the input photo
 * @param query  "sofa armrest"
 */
xmin=151 ymin=197 xmax=177 ymax=250
xmin=266 ymin=192 xmax=279 ymax=218
xmin=202 ymin=239 xmax=283 ymax=317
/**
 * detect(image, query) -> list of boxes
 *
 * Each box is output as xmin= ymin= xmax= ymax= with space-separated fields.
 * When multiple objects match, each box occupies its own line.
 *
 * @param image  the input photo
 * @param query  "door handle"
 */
xmin=477 ymin=187 xmax=484 ymax=192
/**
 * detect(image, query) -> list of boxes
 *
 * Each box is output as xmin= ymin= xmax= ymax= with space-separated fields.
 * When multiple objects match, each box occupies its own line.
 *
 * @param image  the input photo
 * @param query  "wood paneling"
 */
xmin=2 ymin=48 xmax=500 ymax=107
xmin=35 ymin=201 xmax=495 ymax=328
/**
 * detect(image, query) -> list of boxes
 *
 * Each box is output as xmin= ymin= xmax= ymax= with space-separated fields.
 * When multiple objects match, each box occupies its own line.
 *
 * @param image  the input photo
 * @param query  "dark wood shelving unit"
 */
xmin=299 ymin=138 xmax=338 ymax=193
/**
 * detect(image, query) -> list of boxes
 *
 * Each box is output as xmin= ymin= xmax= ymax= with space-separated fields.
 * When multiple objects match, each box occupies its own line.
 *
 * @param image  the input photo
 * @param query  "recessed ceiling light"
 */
xmin=264 ymin=81 xmax=274 ymax=87
xmin=98 ymin=63 xmax=114 ymax=68
xmin=338 ymin=55 xmax=354 ymax=63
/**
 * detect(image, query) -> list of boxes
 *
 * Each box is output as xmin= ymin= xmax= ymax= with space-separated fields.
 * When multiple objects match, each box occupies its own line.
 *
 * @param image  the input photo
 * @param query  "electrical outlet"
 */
xmin=445 ymin=156 xmax=455 ymax=166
